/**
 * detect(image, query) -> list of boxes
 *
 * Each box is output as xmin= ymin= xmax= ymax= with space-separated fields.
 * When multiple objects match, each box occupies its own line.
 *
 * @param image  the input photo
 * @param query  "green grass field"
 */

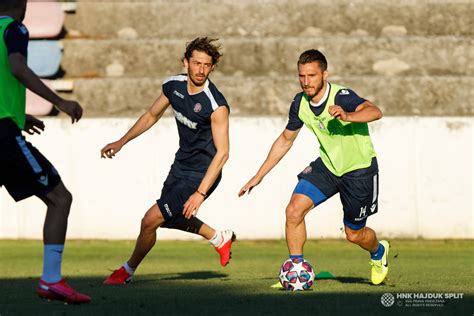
xmin=0 ymin=239 xmax=472 ymax=315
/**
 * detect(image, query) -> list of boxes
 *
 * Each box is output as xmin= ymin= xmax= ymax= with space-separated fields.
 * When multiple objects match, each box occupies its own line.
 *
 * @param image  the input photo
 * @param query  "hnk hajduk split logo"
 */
xmin=381 ymin=293 xmax=464 ymax=308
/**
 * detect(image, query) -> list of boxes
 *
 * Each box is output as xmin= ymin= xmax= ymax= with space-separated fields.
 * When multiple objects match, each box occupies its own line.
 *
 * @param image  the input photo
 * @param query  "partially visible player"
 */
xmin=239 ymin=49 xmax=389 ymax=285
xmin=0 ymin=0 xmax=90 ymax=303
xmin=101 ymin=37 xmax=235 ymax=284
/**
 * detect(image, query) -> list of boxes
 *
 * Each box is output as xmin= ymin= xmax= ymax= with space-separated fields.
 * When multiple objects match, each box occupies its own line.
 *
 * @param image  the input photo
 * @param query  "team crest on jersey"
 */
xmin=193 ymin=103 xmax=202 ymax=113
xmin=318 ymin=121 xmax=325 ymax=131
xmin=302 ymin=166 xmax=312 ymax=174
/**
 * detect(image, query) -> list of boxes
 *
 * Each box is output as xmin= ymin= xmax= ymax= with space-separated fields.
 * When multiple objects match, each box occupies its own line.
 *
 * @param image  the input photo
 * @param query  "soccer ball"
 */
xmin=278 ymin=258 xmax=315 ymax=291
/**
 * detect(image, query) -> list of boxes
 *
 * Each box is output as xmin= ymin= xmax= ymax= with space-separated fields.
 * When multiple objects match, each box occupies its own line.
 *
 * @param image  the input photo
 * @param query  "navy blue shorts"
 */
xmin=0 ymin=119 xmax=61 ymax=201
xmin=295 ymin=157 xmax=379 ymax=230
xmin=157 ymin=167 xmax=221 ymax=227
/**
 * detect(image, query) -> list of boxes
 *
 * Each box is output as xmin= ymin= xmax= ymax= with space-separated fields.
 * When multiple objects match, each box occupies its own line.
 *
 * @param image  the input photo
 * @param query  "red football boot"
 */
xmin=214 ymin=230 xmax=236 ymax=266
xmin=103 ymin=266 xmax=133 ymax=285
xmin=36 ymin=279 xmax=91 ymax=304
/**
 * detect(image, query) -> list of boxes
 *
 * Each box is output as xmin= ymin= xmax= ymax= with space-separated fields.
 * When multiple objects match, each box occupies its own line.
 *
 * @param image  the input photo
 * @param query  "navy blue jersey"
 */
xmin=1 ymin=18 xmax=28 ymax=57
xmin=162 ymin=74 xmax=229 ymax=177
xmin=286 ymin=82 xmax=366 ymax=131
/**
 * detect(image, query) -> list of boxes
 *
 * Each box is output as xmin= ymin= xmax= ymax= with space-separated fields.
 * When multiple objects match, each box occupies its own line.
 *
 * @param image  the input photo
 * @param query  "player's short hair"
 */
xmin=183 ymin=37 xmax=223 ymax=66
xmin=0 ymin=0 xmax=26 ymax=12
xmin=297 ymin=49 xmax=328 ymax=71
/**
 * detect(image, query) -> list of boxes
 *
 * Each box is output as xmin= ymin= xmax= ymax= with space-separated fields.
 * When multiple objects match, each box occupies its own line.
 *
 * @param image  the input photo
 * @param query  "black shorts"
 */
xmin=157 ymin=166 xmax=221 ymax=227
xmin=0 ymin=118 xmax=61 ymax=201
xmin=297 ymin=157 xmax=379 ymax=229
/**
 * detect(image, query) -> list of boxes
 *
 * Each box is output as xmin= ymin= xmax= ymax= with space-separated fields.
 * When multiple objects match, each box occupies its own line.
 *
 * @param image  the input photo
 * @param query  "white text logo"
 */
xmin=173 ymin=90 xmax=184 ymax=99
xmin=163 ymin=204 xmax=173 ymax=217
xmin=173 ymin=110 xmax=197 ymax=129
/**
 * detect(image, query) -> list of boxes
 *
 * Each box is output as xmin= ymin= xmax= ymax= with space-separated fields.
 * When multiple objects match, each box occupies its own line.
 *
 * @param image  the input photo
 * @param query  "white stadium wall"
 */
xmin=0 ymin=117 xmax=472 ymax=240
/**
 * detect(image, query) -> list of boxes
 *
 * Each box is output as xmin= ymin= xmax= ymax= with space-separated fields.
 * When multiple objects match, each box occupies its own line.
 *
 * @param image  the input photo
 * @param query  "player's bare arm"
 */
xmin=238 ymin=128 xmax=300 ymax=197
xmin=329 ymin=100 xmax=382 ymax=123
xmin=9 ymin=53 xmax=83 ymax=123
xmin=101 ymin=93 xmax=170 ymax=159
xmin=182 ymin=106 xmax=229 ymax=219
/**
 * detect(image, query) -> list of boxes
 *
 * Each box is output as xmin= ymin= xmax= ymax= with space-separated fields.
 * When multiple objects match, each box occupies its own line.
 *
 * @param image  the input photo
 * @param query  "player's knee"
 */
xmin=46 ymin=185 xmax=73 ymax=214
xmin=62 ymin=189 xmax=73 ymax=208
xmin=345 ymin=227 xmax=363 ymax=243
xmin=57 ymin=188 xmax=72 ymax=212
xmin=141 ymin=213 xmax=160 ymax=232
xmin=285 ymin=203 xmax=304 ymax=225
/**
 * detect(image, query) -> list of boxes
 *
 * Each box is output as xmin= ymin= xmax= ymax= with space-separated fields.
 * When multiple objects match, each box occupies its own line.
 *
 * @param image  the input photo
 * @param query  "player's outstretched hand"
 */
xmin=238 ymin=175 xmax=262 ymax=197
xmin=56 ymin=99 xmax=83 ymax=123
xmin=183 ymin=192 xmax=205 ymax=219
xmin=23 ymin=114 xmax=45 ymax=135
xmin=101 ymin=141 xmax=123 ymax=159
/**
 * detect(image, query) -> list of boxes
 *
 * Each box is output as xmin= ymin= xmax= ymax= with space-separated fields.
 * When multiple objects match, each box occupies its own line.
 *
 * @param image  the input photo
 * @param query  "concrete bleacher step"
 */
xmin=60 ymin=36 xmax=473 ymax=78
xmin=59 ymin=0 xmax=472 ymax=117
xmin=59 ymin=76 xmax=473 ymax=117
xmin=65 ymin=0 xmax=473 ymax=39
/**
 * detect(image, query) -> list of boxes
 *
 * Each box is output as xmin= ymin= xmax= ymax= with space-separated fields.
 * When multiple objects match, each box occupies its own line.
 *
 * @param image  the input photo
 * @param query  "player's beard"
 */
xmin=188 ymin=70 xmax=207 ymax=87
xmin=303 ymin=78 xmax=324 ymax=99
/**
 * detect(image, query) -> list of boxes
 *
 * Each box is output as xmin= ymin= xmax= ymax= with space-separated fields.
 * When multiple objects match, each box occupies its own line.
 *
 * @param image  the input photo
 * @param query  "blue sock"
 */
xmin=290 ymin=254 xmax=304 ymax=260
xmin=42 ymin=244 xmax=64 ymax=283
xmin=370 ymin=243 xmax=385 ymax=260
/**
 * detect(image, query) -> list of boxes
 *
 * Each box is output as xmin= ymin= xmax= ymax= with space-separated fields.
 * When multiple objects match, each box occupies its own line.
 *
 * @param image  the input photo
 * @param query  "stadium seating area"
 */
xmin=23 ymin=0 xmax=72 ymax=116
xmin=27 ymin=0 xmax=473 ymax=117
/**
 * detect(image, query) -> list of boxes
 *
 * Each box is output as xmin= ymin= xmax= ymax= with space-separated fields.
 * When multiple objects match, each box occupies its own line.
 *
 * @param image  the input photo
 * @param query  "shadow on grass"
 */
xmin=333 ymin=276 xmax=370 ymax=284
xmin=0 ymin=276 xmax=472 ymax=316
xmin=318 ymin=276 xmax=397 ymax=288
xmin=158 ymin=270 xmax=228 ymax=281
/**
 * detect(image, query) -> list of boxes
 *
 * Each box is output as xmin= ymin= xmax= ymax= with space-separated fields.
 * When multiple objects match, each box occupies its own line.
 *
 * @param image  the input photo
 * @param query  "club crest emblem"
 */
xmin=318 ymin=121 xmax=325 ymax=130
xmin=193 ymin=103 xmax=202 ymax=113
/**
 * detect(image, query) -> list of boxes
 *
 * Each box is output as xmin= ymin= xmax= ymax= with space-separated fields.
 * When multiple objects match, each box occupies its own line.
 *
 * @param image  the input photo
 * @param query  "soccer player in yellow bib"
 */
xmin=239 ymin=49 xmax=389 ymax=285
xmin=0 ymin=0 xmax=90 ymax=303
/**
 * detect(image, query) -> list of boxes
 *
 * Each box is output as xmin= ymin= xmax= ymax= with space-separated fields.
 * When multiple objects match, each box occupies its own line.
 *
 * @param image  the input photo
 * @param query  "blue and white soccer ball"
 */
xmin=278 ymin=258 xmax=315 ymax=291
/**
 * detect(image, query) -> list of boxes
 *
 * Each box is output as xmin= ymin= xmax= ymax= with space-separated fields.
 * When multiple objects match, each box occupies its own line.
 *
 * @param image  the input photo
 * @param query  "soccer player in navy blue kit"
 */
xmin=102 ymin=37 xmax=235 ymax=284
xmin=0 ymin=0 xmax=90 ymax=303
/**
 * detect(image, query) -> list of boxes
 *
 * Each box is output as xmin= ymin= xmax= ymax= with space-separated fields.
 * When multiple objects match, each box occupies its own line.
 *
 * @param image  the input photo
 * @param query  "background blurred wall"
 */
xmin=1 ymin=117 xmax=472 ymax=239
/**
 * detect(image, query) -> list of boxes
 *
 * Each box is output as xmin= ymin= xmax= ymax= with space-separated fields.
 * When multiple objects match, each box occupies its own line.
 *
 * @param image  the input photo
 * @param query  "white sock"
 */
xmin=209 ymin=230 xmax=234 ymax=248
xmin=123 ymin=262 xmax=135 ymax=275
xmin=209 ymin=231 xmax=223 ymax=247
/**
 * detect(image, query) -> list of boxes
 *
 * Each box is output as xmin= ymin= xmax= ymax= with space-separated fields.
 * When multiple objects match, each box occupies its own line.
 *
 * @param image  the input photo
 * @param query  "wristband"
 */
xmin=196 ymin=190 xmax=207 ymax=198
